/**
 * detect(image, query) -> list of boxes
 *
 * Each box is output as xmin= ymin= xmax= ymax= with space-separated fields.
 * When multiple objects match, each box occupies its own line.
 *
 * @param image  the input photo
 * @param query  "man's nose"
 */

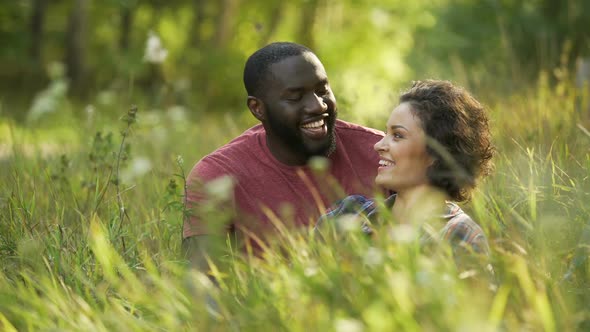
xmin=305 ymin=93 xmax=328 ymax=114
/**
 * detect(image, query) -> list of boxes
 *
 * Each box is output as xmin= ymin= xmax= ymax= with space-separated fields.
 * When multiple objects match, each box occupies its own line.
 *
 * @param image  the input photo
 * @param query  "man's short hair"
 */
xmin=243 ymin=42 xmax=313 ymax=97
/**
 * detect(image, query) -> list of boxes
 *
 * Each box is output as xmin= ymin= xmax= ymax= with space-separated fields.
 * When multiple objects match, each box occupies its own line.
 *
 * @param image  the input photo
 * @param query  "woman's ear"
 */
xmin=428 ymin=155 xmax=436 ymax=167
xmin=247 ymin=96 xmax=265 ymax=122
xmin=424 ymin=137 xmax=441 ymax=168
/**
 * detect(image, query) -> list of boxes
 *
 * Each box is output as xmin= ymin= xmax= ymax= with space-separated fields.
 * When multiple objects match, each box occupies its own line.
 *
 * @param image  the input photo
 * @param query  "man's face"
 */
xmin=261 ymin=53 xmax=338 ymax=162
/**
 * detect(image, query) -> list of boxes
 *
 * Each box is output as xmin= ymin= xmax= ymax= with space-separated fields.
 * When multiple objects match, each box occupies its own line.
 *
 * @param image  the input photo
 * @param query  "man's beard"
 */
xmin=266 ymin=108 xmax=337 ymax=160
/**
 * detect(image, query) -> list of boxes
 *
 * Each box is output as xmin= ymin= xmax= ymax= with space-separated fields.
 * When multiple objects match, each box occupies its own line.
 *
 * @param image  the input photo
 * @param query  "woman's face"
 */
xmin=374 ymin=102 xmax=433 ymax=192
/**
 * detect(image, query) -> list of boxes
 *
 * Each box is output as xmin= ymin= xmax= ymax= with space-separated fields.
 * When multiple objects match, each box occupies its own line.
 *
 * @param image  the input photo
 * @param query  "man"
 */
xmin=182 ymin=42 xmax=383 ymax=271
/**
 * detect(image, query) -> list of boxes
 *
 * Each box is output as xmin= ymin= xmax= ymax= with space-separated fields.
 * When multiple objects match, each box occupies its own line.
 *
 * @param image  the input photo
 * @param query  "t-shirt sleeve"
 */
xmin=182 ymin=157 xmax=236 ymax=239
xmin=330 ymin=122 xmax=385 ymax=197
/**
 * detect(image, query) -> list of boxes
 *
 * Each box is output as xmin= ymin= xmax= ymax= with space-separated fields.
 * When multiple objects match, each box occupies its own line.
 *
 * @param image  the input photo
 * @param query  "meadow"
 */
xmin=0 ymin=65 xmax=589 ymax=331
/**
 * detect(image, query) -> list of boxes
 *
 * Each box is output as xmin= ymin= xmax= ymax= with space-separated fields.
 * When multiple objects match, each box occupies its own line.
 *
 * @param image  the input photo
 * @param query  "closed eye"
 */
xmin=285 ymin=94 xmax=302 ymax=102
xmin=316 ymin=88 xmax=329 ymax=96
xmin=316 ymin=82 xmax=330 ymax=96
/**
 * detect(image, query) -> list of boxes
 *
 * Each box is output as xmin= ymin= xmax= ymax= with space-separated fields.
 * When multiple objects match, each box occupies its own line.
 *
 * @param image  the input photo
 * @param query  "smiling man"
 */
xmin=182 ymin=42 xmax=383 ymax=270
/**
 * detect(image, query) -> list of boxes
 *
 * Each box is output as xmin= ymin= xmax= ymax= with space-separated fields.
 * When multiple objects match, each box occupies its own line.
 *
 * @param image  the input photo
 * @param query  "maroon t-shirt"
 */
xmin=183 ymin=119 xmax=383 ymax=244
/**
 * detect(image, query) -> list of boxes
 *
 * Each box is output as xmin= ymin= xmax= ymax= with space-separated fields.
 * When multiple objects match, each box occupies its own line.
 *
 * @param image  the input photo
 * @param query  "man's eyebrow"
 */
xmin=284 ymin=78 xmax=329 ymax=92
xmin=284 ymin=86 xmax=304 ymax=92
xmin=317 ymin=78 xmax=329 ymax=85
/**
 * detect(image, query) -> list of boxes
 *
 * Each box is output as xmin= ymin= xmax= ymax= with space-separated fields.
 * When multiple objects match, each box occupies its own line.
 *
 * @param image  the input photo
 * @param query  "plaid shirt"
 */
xmin=436 ymin=201 xmax=490 ymax=256
xmin=316 ymin=194 xmax=490 ymax=259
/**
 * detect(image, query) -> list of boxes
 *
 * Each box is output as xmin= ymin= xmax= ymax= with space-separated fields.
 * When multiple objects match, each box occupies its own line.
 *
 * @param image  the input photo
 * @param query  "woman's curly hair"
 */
xmin=399 ymin=80 xmax=495 ymax=201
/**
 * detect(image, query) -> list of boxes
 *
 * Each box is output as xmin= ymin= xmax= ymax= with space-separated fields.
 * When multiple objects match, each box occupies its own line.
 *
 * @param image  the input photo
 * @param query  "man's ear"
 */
xmin=247 ymin=96 xmax=265 ymax=122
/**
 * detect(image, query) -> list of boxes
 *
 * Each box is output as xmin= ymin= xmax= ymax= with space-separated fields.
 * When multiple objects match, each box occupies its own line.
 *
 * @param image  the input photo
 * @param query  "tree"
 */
xmin=298 ymin=0 xmax=319 ymax=49
xmin=259 ymin=2 xmax=283 ymax=47
xmin=119 ymin=1 xmax=135 ymax=52
xmin=190 ymin=0 xmax=206 ymax=48
xmin=65 ymin=0 xmax=90 ymax=93
xmin=213 ymin=0 xmax=239 ymax=49
xmin=30 ymin=0 xmax=47 ymax=64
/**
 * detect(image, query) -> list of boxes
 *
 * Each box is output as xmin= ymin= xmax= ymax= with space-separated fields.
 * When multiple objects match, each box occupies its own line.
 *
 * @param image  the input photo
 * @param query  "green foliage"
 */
xmin=1 ymin=0 xmax=590 ymax=330
xmin=1 ymin=74 xmax=590 ymax=330
xmin=409 ymin=0 xmax=590 ymax=92
xmin=2 ymin=0 xmax=588 ymax=122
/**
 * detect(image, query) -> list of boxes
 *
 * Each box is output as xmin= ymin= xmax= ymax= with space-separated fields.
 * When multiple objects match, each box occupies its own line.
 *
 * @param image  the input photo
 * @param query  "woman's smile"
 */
xmin=377 ymin=158 xmax=395 ymax=171
xmin=373 ymin=102 xmax=433 ymax=192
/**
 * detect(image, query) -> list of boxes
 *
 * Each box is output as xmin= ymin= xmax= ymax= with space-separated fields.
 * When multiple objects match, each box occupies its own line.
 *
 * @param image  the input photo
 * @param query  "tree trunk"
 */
xmin=540 ymin=0 xmax=562 ymax=69
xmin=190 ymin=0 xmax=206 ymax=48
xmin=213 ymin=0 xmax=239 ymax=49
xmin=30 ymin=0 xmax=47 ymax=64
xmin=119 ymin=4 xmax=133 ymax=52
xmin=298 ymin=0 xmax=318 ymax=50
xmin=65 ymin=0 xmax=90 ymax=91
xmin=259 ymin=3 xmax=283 ymax=47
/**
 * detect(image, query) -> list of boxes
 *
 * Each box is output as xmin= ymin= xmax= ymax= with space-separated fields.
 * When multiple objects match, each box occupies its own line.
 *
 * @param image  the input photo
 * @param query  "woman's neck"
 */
xmin=392 ymin=185 xmax=447 ymax=225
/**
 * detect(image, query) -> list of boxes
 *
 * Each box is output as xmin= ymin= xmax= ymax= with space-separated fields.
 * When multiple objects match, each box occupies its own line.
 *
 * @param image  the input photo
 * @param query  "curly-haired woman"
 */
xmin=318 ymin=79 xmax=495 ymax=272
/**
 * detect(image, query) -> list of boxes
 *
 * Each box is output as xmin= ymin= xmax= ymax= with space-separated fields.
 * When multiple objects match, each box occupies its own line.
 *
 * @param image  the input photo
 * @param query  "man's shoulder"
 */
xmin=207 ymin=124 xmax=263 ymax=156
xmin=217 ymin=123 xmax=264 ymax=150
xmin=334 ymin=119 xmax=384 ymax=138
xmin=191 ymin=124 xmax=264 ymax=179
xmin=333 ymin=120 xmax=383 ymax=157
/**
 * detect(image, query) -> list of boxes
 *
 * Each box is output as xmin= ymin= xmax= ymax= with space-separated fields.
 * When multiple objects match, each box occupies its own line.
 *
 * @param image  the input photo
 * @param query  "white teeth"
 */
xmin=379 ymin=159 xmax=394 ymax=167
xmin=301 ymin=119 xmax=324 ymax=129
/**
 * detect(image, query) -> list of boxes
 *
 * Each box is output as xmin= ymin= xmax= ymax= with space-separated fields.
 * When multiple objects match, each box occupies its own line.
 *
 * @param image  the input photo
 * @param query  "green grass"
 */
xmin=1 ymin=78 xmax=589 ymax=331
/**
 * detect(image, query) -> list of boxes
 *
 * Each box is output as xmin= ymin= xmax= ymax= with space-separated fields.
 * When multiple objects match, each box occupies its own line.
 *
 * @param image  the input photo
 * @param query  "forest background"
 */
xmin=1 ymin=0 xmax=590 ymax=330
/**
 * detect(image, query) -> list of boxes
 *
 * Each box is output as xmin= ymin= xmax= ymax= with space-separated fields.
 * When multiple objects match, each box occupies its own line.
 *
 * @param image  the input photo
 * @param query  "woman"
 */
xmin=317 ymin=79 xmax=494 ymax=270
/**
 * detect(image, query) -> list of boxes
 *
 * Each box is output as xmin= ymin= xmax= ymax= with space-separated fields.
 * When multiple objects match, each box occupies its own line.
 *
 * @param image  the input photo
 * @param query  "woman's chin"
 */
xmin=374 ymin=178 xmax=393 ymax=191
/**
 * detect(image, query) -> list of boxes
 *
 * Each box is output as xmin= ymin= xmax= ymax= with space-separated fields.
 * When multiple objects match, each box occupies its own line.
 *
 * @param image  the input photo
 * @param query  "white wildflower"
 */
xmin=308 ymin=156 xmax=329 ymax=172
xmin=363 ymin=246 xmax=383 ymax=267
xmin=85 ymin=104 xmax=95 ymax=126
xmin=150 ymin=126 xmax=168 ymax=143
xmin=121 ymin=157 xmax=152 ymax=182
xmin=167 ymin=105 xmax=188 ymax=123
xmin=371 ymin=8 xmax=390 ymax=28
xmin=204 ymin=175 xmax=235 ymax=201
xmin=335 ymin=318 xmax=364 ymax=332
xmin=28 ymin=70 xmax=68 ymax=121
xmin=388 ymin=224 xmax=417 ymax=244
xmin=335 ymin=214 xmax=362 ymax=233
xmin=304 ymin=265 xmax=318 ymax=277
xmin=143 ymin=31 xmax=168 ymax=64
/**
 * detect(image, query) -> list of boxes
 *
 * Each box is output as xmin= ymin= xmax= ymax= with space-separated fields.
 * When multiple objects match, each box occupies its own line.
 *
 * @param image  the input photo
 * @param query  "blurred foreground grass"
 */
xmin=1 ymin=75 xmax=590 ymax=331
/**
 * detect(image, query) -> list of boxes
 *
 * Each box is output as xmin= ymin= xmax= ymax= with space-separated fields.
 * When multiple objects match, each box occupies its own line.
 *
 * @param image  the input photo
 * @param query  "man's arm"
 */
xmin=182 ymin=158 xmax=236 ymax=280
xmin=182 ymin=233 xmax=230 ymax=288
xmin=182 ymin=235 xmax=211 ymax=273
xmin=182 ymin=234 xmax=221 ymax=313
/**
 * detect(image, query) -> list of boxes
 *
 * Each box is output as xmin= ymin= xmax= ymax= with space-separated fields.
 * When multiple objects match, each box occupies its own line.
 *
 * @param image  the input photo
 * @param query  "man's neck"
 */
xmin=265 ymin=135 xmax=308 ymax=166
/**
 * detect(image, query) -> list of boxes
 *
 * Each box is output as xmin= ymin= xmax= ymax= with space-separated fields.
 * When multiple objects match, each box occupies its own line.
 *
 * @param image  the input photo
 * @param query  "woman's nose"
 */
xmin=374 ymin=137 xmax=386 ymax=152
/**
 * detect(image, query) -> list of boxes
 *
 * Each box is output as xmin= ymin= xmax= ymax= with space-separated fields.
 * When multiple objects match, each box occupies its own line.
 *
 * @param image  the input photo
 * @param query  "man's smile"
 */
xmin=300 ymin=113 xmax=330 ymax=139
xmin=301 ymin=118 xmax=325 ymax=129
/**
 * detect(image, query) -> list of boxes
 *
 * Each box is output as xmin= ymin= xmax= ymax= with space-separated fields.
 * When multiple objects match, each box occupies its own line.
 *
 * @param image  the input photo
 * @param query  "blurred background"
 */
xmin=1 ymin=0 xmax=589 ymax=125
xmin=1 ymin=2 xmax=590 ymax=329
